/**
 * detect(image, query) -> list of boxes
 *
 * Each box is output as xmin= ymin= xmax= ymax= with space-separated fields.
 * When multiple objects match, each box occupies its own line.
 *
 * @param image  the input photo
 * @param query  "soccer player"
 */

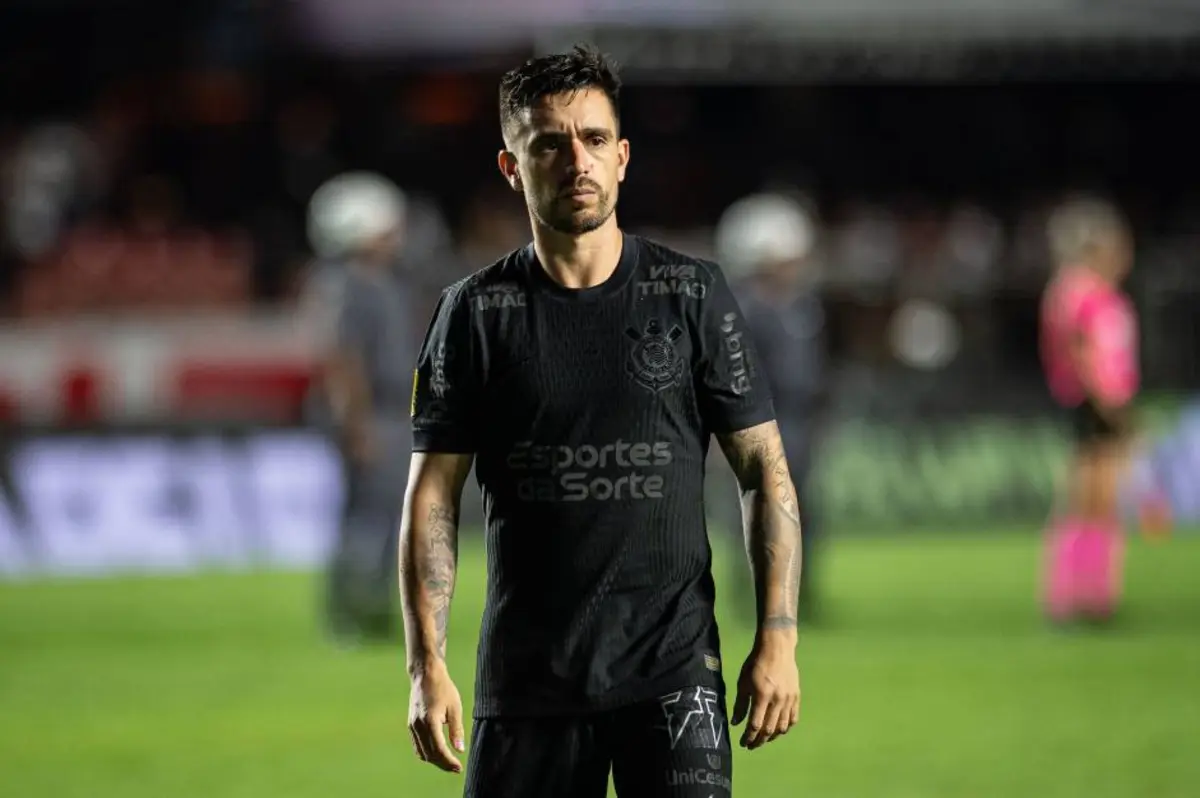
xmin=1039 ymin=196 xmax=1139 ymax=624
xmin=400 ymin=46 xmax=804 ymax=797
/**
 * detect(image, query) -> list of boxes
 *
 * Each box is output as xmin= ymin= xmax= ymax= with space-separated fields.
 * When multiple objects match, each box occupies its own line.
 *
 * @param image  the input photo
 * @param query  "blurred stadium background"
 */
xmin=2 ymin=1 xmax=1200 ymax=797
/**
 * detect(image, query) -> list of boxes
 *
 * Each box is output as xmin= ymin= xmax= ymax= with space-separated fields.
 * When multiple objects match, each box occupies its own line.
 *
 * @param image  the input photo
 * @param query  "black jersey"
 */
xmin=410 ymin=233 xmax=776 ymax=718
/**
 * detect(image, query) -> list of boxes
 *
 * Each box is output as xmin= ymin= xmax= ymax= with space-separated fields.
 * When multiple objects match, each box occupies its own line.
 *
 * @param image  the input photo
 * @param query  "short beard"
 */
xmin=530 ymin=193 xmax=616 ymax=236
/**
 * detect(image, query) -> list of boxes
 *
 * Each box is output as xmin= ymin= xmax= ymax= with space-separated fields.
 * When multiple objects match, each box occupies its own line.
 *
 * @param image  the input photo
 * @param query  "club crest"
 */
xmin=625 ymin=319 xmax=685 ymax=393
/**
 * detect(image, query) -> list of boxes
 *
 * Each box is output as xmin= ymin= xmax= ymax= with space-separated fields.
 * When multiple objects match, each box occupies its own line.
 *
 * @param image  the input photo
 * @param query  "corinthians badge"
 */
xmin=625 ymin=318 xmax=685 ymax=393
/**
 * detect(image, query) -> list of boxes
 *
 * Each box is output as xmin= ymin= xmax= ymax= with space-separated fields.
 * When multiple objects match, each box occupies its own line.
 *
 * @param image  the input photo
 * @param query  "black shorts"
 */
xmin=464 ymin=686 xmax=732 ymax=798
xmin=1071 ymin=399 xmax=1129 ymax=446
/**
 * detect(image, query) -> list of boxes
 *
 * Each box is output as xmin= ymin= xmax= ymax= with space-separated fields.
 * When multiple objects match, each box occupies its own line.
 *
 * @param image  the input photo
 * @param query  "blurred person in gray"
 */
xmin=302 ymin=171 xmax=422 ymax=644
xmin=715 ymin=192 xmax=828 ymax=622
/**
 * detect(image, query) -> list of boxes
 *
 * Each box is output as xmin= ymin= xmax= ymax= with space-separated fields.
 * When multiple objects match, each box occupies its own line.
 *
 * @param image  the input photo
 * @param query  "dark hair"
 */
xmin=498 ymin=44 xmax=621 ymax=141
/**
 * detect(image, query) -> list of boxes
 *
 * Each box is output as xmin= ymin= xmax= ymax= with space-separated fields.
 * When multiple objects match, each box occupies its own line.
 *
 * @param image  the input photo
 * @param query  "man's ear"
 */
xmin=498 ymin=150 xmax=522 ymax=192
xmin=616 ymin=138 xmax=630 ymax=184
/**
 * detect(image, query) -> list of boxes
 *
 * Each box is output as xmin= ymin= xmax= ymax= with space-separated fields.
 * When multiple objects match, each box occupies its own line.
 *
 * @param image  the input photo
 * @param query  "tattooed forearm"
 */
xmin=400 ymin=500 xmax=460 ymax=674
xmin=717 ymin=422 xmax=803 ymax=636
xmin=422 ymin=504 xmax=458 ymax=655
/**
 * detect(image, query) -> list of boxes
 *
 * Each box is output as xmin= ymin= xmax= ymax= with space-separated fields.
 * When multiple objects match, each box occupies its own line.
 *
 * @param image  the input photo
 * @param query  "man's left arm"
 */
xmin=716 ymin=421 xmax=803 ymax=750
xmin=716 ymin=421 xmax=803 ymax=636
xmin=695 ymin=262 xmax=802 ymax=750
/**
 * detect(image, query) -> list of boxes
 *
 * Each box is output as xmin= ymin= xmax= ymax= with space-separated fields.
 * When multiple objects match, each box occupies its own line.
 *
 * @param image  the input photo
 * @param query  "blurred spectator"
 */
xmin=715 ymin=190 xmax=830 ymax=623
xmin=300 ymin=170 xmax=424 ymax=644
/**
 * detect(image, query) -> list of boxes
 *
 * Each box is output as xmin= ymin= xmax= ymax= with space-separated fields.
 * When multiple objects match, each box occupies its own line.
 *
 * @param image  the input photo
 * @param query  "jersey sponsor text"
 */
xmin=507 ymin=439 xmax=672 ymax=502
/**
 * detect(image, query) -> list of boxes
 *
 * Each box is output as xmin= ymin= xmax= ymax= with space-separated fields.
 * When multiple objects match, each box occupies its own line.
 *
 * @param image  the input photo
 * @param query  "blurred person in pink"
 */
xmin=1039 ymin=195 xmax=1139 ymax=625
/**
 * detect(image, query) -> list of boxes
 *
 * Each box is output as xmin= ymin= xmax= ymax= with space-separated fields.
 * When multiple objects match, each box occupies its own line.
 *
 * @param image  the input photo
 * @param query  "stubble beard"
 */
xmin=529 ymin=189 xmax=617 ymax=236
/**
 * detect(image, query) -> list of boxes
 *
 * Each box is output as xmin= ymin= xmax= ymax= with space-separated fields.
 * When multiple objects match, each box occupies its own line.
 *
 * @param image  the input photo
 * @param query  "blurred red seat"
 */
xmin=171 ymin=362 xmax=315 ymax=422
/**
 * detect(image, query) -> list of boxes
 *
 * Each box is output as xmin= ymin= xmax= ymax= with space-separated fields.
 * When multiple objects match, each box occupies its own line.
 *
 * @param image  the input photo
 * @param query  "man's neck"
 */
xmin=531 ymin=218 xmax=624 ymax=290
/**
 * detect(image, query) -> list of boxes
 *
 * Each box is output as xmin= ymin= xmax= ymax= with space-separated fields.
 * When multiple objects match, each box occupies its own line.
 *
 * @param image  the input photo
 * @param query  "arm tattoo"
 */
xmin=400 ymin=500 xmax=460 ymax=672
xmin=718 ymin=423 xmax=803 ymax=633
xmin=422 ymin=504 xmax=458 ymax=657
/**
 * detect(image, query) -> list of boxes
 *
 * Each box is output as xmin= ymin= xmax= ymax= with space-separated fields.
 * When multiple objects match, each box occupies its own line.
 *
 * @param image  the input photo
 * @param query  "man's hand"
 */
xmin=731 ymin=635 xmax=801 ymax=750
xmin=407 ymin=659 xmax=467 ymax=774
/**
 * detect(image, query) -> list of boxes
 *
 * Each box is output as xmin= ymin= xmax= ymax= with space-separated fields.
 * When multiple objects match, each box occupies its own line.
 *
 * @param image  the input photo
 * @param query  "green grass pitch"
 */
xmin=2 ymin=531 xmax=1199 ymax=798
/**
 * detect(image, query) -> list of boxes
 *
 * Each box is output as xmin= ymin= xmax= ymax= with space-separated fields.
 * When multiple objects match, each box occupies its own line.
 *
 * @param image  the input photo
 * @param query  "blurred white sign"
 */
xmin=0 ymin=431 xmax=344 ymax=579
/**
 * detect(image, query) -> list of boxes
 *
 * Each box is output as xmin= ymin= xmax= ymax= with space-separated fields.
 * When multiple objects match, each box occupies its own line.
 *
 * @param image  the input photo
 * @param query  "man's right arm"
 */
xmin=404 ymin=281 xmax=478 ymax=772
xmin=399 ymin=451 xmax=474 ymax=676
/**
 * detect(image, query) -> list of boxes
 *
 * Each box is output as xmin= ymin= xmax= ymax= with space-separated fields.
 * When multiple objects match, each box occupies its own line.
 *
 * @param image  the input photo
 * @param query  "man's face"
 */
xmin=499 ymin=88 xmax=629 ymax=236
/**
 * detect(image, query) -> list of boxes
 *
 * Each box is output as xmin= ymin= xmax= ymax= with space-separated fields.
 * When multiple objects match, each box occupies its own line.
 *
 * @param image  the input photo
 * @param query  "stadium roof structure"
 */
xmin=530 ymin=0 xmax=1200 ymax=82
xmin=280 ymin=0 xmax=1200 ymax=79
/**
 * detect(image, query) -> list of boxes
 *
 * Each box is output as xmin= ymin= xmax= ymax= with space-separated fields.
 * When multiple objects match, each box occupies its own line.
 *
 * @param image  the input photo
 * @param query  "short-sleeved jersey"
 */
xmin=1040 ymin=266 xmax=1139 ymax=408
xmin=411 ymin=233 xmax=776 ymax=718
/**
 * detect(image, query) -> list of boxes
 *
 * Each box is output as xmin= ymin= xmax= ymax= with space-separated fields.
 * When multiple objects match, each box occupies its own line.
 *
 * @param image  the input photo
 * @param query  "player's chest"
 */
xmin=480 ymin=297 xmax=699 ymax=413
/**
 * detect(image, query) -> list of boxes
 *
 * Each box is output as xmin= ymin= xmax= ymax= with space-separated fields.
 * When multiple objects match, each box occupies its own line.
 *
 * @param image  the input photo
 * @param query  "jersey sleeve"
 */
xmin=695 ymin=264 xmax=777 ymax=434
xmin=411 ymin=283 xmax=480 ymax=453
xmin=1079 ymin=292 xmax=1140 ymax=406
